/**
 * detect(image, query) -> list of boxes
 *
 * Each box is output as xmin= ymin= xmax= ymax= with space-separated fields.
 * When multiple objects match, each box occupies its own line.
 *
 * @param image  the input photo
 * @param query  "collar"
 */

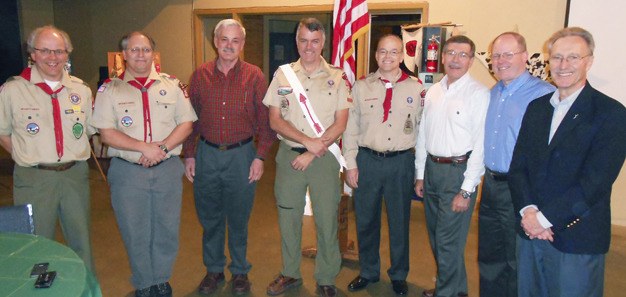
xmin=550 ymin=86 xmax=584 ymax=108
xmin=119 ymin=63 xmax=161 ymax=84
xmin=293 ymin=57 xmax=331 ymax=76
xmin=496 ymin=71 xmax=533 ymax=95
xmin=19 ymin=66 xmax=72 ymax=89
xmin=441 ymin=71 xmax=471 ymax=91
xmin=212 ymin=58 xmax=241 ymax=76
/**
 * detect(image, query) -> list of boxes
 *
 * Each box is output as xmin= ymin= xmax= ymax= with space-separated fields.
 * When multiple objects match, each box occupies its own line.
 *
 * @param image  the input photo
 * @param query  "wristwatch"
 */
xmin=460 ymin=190 xmax=472 ymax=199
xmin=159 ymin=144 xmax=169 ymax=153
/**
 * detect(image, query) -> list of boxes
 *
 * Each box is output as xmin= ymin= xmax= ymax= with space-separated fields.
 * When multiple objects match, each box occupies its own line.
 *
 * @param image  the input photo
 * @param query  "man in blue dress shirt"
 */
xmin=478 ymin=32 xmax=555 ymax=297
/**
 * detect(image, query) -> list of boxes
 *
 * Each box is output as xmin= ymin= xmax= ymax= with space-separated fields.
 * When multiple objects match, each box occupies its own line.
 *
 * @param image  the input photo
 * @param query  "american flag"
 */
xmin=332 ymin=0 xmax=370 ymax=86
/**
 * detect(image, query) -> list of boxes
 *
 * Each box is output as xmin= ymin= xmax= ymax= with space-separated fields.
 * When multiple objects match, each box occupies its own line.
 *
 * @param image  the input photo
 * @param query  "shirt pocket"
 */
xmin=113 ymin=102 xmax=140 ymax=134
xmin=63 ymin=109 xmax=87 ymax=140
xmin=154 ymin=97 xmax=176 ymax=124
xmin=16 ymin=108 xmax=45 ymax=138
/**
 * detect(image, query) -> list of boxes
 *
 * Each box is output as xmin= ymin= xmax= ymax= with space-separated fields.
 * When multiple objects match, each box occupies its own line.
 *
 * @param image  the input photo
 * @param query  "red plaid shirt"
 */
xmin=182 ymin=60 xmax=275 ymax=158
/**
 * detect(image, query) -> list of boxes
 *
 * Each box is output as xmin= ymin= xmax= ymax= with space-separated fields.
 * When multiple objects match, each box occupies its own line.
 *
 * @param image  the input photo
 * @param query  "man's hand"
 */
xmin=414 ymin=179 xmax=424 ymax=198
xmin=248 ymin=158 xmax=264 ymax=183
xmin=532 ymin=228 xmax=554 ymax=242
xmin=302 ymin=137 xmax=328 ymax=157
xmin=140 ymin=141 xmax=166 ymax=165
xmin=291 ymin=152 xmax=316 ymax=171
xmin=451 ymin=193 xmax=471 ymax=212
xmin=184 ymin=158 xmax=196 ymax=182
xmin=346 ymin=168 xmax=359 ymax=189
xmin=521 ymin=208 xmax=547 ymax=237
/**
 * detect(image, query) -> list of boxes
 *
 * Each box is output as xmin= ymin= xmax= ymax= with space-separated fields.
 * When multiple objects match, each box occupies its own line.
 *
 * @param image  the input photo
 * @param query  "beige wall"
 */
xmin=52 ymin=0 xmax=193 ymax=87
xmin=19 ymin=0 xmax=55 ymax=43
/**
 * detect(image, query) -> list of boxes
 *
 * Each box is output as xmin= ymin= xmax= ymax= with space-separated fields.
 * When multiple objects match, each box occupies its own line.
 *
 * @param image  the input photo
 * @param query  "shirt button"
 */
xmin=222 ymin=102 xmax=226 ymax=105
xmin=497 ymin=115 xmax=501 ymax=118
xmin=494 ymin=131 xmax=498 ymax=134
xmin=222 ymin=117 xmax=225 ymax=120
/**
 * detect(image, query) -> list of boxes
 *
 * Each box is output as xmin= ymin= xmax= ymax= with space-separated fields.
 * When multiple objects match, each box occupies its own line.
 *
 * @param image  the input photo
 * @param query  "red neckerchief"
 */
xmin=120 ymin=72 xmax=156 ymax=142
xmin=20 ymin=67 xmax=65 ymax=159
xmin=379 ymin=71 xmax=409 ymax=123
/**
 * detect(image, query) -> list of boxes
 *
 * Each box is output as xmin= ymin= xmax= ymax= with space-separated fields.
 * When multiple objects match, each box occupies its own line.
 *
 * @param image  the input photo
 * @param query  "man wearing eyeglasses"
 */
xmin=92 ymin=31 xmax=197 ymax=297
xmin=414 ymin=35 xmax=489 ymax=297
xmin=478 ymin=32 xmax=555 ymax=297
xmin=509 ymin=27 xmax=626 ymax=297
xmin=0 ymin=25 xmax=95 ymax=270
xmin=343 ymin=34 xmax=423 ymax=295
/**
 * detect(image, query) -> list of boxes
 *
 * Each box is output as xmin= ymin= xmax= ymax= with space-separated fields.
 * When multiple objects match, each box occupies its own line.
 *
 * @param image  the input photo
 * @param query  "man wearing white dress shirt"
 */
xmin=415 ymin=35 xmax=489 ymax=297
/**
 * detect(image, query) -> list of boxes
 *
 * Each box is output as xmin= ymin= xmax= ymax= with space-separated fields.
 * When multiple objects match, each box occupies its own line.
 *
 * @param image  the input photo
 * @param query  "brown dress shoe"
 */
xmin=198 ymin=272 xmax=225 ymax=295
xmin=422 ymin=288 xmax=435 ymax=297
xmin=317 ymin=284 xmax=337 ymax=297
xmin=232 ymin=274 xmax=251 ymax=295
xmin=266 ymin=274 xmax=303 ymax=296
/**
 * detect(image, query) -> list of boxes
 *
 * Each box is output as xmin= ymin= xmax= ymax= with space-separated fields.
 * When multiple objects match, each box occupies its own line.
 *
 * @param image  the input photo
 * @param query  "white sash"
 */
xmin=279 ymin=64 xmax=346 ymax=170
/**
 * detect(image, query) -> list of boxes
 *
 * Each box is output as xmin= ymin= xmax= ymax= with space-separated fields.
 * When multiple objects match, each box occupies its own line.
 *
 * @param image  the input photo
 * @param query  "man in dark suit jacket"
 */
xmin=509 ymin=27 xmax=626 ymax=297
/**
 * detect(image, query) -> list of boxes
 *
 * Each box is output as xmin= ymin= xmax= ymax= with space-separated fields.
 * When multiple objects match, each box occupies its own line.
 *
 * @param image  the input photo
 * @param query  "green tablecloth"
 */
xmin=0 ymin=233 xmax=102 ymax=297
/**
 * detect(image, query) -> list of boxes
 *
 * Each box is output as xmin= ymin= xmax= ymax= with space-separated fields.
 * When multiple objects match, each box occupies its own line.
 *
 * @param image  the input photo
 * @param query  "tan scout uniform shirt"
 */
xmin=263 ymin=58 xmax=352 ymax=148
xmin=0 ymin=67 xmax=94 ymax=167
xmin=91 ymin=68 xmax=197 ymax=163
xmin=343 ymin=71 xmax=424 ymax=170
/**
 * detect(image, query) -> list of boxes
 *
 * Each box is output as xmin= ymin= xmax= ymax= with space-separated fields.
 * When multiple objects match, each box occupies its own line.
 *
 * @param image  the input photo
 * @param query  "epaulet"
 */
xmin=160 ymin=72 xmax=178 ymax=81
xmin=329 ymin=64 xmax=342 ymax=70
xmin=4 ymin=77 xmax=17 ymax=83
xmin=69 ymin=75 xmax=84 ymax=84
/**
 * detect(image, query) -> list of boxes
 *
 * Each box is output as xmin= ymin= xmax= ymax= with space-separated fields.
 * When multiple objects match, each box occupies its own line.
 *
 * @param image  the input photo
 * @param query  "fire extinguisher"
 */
xmin=426 ymin=35 xmax=439 ymax=73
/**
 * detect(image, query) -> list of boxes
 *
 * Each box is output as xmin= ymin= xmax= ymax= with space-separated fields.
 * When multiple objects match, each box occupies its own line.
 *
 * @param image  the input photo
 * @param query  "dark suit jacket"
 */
xmin=509 ymin=82 xmax=626 ymax=254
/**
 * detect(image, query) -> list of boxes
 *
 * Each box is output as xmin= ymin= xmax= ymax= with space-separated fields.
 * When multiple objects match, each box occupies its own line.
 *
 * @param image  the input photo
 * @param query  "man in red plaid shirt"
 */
xmin=182 ymin=19 xmax=275 ymax=295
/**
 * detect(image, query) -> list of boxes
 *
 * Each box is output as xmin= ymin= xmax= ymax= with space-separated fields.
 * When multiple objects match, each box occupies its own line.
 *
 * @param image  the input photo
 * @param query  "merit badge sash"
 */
xmin=279 ymin=64 xmax=346 ymax=171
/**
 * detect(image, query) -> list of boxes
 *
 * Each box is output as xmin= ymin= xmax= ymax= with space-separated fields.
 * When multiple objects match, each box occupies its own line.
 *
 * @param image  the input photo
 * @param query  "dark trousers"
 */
xmin=194 ymin=140 xmax=257 ymax=275
xmin=517 ymin=236 xmax=605 ymax=297
xmin=353 ymin=149 xmax=414 ymax=281
xmin=423 ymin=158 xmax=476 ymax=297
xmin=478 ymin=171 xmax=517 ymax=297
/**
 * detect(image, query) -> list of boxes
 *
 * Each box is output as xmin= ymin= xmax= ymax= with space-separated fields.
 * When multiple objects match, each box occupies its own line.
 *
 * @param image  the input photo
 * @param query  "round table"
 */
xmin=0 ymin=233 xmax=102 ymax=297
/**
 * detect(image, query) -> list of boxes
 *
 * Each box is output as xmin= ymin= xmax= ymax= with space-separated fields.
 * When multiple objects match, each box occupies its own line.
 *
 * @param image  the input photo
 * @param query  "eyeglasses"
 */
xmin=377 ymin=49 xmax=401 ymax=57
xmin=33 ymin=48 xmax=68 ymax=56
xmin=549 ymin=54 xmax=592 ymax=64
xmin=491 ymin=51 xmax=523 ymax=61
xmin=126 ymin=47 xmax=153 ymax=54
xmin=444 ymin=50 xmax=472 ymax=60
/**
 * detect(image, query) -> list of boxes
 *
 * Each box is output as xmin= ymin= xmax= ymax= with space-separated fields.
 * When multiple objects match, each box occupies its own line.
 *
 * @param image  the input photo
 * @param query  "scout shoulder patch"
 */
xmin=277 ymin=86 xmax=293 ymax=96
xmin=178 ymin=82 xmax=189 ymax=98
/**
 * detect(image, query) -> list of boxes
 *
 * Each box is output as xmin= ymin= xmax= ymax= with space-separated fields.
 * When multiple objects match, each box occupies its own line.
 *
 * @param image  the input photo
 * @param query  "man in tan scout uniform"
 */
xmin=92 ymin=32 xmax=197 ymax=297
xmin=263 ymin=17 xmax=351 ymax=297
xmin=0 ymin=25 xmax=95 ymax=270
xmin=343 ymin=34 xmax=423 ymax=296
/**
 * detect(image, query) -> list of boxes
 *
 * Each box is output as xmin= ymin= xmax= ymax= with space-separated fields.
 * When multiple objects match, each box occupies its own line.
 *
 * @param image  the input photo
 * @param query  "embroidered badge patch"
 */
xmin=121 ymin=116 xmax=133 ymax=127
xmin=69 ymin=93 xmax=81 ymax=104
xmin=159 ymin=89 xmax=167 ymax=96
xmin=73 ymin=123 xmax=84 ymax=139
xmin=407 ymin=97 xmax=414 ymax=104
xmin=277 ymin=87 xmax=293 ymax=96
xmin=26 ymin=123 xmax=39 ymax=134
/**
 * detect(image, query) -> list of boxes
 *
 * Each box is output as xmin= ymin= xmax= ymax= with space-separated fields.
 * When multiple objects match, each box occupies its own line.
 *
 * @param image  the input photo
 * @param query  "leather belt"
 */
xmin=360 ymin=146 xmax=413 ymax=158
xmin=115 ymin=157 xmax=167 ymax=167
xmin=291 ymin=147 xmax=307 ymax=154
xmin=429 ymin=151 xmax=471 ymax=164
xmin=34 ymin=161 xmax=77 ymax=171
xmin=486 ymin=168 xmax=508 ymax=181
xmin=201 ymin=136 xmax=252 ymax=151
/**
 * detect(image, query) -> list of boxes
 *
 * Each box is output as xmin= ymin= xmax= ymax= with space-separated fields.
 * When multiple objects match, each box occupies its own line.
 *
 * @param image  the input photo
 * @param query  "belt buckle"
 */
xmin=218 ymin=145 xmax=228 ymax=151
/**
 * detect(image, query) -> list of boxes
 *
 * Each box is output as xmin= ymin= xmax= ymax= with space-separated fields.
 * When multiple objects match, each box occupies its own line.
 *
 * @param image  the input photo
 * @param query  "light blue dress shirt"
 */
xmin=484 ymin=71 xmax=555 ymax=172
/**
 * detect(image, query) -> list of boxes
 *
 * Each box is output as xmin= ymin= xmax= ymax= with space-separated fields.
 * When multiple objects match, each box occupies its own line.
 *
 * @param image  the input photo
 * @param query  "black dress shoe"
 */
xmin=392 ymin=280 xmax=408 ymax=295
xmin=347 ymin=275 xmax=378 ymax=292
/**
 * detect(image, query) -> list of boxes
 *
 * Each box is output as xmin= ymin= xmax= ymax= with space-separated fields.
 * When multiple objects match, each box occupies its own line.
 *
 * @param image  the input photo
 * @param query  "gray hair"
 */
xmin=27 ymin=25 xmax=73 ymax=54
xmin=547 ymin=27 xmax=595 ymax=54
xmin=214 ymin=19 xmax=246 ymax=39
xmin=444 ymin=35 xmax=476 ymax=57
xmin=119 ymin=31 xmax=157 ymax=51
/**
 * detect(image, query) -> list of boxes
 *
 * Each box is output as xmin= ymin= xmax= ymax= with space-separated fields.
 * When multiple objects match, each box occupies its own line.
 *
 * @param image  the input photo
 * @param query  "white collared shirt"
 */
xmin=415 ymin=72 xmax=490 ymax=192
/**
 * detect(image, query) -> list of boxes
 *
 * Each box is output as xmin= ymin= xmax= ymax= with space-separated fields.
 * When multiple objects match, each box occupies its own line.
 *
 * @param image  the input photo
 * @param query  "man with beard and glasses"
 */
xmin=415 ymin=35 xmax=489 ymax=297
xmin=182 ymin=19 xmax=274 ymax=296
